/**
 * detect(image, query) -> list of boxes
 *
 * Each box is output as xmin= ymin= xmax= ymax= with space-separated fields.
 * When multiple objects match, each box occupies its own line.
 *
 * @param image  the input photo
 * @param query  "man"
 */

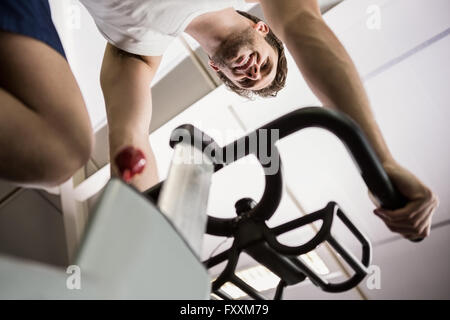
xmin=82 ymin=0 xmax=438 ymax=241
xmin=84 ymin=0 xmax=288 ymax=188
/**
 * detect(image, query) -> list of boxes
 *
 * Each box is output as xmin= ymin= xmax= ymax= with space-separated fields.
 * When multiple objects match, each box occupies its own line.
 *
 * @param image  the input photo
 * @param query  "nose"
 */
xmin=246 ymin=63 xmax=260 ymax=80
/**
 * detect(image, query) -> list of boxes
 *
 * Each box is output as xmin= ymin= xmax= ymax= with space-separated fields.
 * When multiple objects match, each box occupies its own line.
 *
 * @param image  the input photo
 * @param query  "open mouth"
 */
xmin=233 ymin=52 xmax=255 ymax=71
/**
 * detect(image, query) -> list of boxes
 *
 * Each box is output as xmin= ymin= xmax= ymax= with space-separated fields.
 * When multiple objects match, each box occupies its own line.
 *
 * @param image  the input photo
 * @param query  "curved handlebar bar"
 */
xmin=149 ymin=106 xmax=420 ymax=242
xmin=257 ymin=107 xmax=421 ymax=242
xmin=261 ymin=106 xmax=407 ymax=210
xmin=143 ymin=106 xmax=423 ymax=299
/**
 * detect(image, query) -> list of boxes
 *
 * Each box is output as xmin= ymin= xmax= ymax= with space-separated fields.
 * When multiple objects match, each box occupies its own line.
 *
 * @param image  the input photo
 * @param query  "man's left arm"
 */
xmin=259 ymin=0 xmax=438 ymax=240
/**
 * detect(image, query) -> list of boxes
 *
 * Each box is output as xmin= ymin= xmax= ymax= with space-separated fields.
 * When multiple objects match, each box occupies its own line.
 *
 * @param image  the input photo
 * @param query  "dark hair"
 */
xmin=216 ymin=10 xmax=287 ymax=99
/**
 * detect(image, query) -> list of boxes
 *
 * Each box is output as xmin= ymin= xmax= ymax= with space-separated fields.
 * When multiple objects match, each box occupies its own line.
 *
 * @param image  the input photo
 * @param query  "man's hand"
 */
xmin=371 ymin=162 xmax=439 ymax=240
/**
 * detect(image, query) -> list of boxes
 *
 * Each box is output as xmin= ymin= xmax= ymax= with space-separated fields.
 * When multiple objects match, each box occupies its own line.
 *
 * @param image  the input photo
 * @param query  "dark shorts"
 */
xmin=0 ymin=0 xmax=66 ymax=59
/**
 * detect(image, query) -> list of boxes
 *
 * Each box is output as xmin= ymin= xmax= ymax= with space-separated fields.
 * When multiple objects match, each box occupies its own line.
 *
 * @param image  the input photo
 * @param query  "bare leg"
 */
xmin=0 ymin=31 xmax=93 ymax=187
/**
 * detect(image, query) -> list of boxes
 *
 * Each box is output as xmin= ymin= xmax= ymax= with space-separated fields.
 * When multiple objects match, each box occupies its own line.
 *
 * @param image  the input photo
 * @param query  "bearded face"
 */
xmin=209 ymin=25 xmax=278 ymax=91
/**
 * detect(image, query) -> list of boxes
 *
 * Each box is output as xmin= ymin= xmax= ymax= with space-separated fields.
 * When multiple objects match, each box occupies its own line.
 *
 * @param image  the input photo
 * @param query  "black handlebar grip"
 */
xmin=261 ymin=107 xmax=423 ymax=242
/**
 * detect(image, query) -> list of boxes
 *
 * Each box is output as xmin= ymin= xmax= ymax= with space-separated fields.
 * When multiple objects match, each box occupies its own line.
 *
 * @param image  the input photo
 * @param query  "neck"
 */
xmin=185 ymin=8 xmax=250 ymax=56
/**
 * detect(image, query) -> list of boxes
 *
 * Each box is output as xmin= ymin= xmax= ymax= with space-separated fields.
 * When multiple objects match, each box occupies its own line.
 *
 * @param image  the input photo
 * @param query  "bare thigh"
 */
xmin=0 ymin=31 xmax=92 ymax=146
xmin=0 ymin=31 xmax=93 ymax=185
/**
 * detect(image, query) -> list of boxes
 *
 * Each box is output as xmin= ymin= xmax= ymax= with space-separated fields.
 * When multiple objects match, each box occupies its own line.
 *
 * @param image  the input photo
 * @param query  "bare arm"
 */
xmin=259 ymin=0 xmax=438 ymax=239
xmin=100 ymin=43 xmax=161 ymax=191
xmin=260 ymin=0 xmax=393 ymax=164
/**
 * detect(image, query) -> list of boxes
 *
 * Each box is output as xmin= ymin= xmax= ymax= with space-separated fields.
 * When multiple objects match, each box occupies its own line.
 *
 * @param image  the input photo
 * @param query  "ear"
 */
xmin=208 ymin=59 xmax=220 ymax=72
xmin=253 ymin=21 xmax=269 ymax=36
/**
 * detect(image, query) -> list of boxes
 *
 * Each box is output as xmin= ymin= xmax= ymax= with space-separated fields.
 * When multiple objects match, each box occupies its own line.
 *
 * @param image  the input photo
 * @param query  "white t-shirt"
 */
xmin=79 ymin=0 xmax=246 ymax=56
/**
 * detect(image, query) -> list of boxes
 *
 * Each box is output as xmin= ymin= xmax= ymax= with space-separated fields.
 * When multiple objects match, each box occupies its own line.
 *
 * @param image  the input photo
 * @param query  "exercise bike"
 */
xmin=0 ymin=106 xmax=418 ymax=299
xmin=145 ymin=106 xmax=418 ymax=300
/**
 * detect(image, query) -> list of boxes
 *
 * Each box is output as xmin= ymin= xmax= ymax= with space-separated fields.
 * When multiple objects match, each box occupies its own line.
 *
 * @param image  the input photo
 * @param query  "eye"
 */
xmin=262 ymin=58 xmax=269 ymax=70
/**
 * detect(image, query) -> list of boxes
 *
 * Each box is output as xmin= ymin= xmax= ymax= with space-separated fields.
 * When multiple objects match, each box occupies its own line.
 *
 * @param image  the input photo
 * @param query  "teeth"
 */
xmin=237 ymin=54 xmax=250 ymax=67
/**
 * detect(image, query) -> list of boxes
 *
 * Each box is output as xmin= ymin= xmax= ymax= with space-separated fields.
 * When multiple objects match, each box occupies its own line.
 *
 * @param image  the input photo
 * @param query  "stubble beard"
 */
xmin=210 ymin=27 xmax=256 ymax=68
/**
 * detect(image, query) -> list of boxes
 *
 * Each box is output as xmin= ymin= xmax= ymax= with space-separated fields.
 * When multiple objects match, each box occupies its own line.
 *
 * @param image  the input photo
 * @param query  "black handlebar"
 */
xmin=145 ymin=106 xmax=421 ymax=244
xmin=146 ymin=105 xmax=427 ymax=300
xmin=261 ymin=106 xmax=407 ymax=210
xmin=255 ymin=107 xmax=421 ymax=242
xmin=143 ymin=106 xmax=423 ymax=299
